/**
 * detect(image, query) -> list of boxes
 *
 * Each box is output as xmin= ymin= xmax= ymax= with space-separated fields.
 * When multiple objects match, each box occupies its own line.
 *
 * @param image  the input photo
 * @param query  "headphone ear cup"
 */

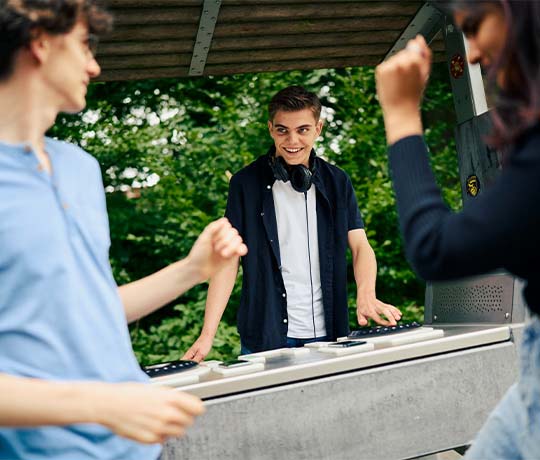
xmin=290 ymin=165 xmax=313 ymax=193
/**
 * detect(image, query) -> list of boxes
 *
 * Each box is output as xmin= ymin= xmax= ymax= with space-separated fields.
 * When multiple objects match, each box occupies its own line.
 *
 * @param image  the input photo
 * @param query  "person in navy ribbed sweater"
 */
xmin=375 ymin=1 xmax=540 ymax=458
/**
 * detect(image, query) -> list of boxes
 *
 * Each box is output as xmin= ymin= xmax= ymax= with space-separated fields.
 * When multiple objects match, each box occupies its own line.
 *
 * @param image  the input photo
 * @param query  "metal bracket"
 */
xmin=384 ymin=2 xmax=445 ymax=60
xmin=189 ymin=0 xmax=222 ymax=76
xmin=443 ymin=19 xmax=488 ymax=123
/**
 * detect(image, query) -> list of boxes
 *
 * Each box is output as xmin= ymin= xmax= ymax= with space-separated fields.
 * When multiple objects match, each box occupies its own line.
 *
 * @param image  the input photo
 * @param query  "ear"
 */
xmin=267 ymin=120 xmax=273 ymax=134
xmin=28 ymin=29 xmax=52 ymax=66
xmin=315 ymin=119 xmax=324 ymax=137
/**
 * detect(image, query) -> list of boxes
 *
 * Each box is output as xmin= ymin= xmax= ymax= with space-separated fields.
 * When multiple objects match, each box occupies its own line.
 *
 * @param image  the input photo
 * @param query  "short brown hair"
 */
xmin=268 ymin=85 xmax=322 ymax=122
xmin=0 ymin=0 xmax=113 ymax=80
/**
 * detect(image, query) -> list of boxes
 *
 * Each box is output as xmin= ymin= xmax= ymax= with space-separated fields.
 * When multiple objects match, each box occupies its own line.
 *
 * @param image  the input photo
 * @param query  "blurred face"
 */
xmin=268 ymin=109 xmax=323 ymax=167
xmin=41 ymin=21 xmax=101 ymax=113
xmin=454 ymin=5 xmax=507 ymax=86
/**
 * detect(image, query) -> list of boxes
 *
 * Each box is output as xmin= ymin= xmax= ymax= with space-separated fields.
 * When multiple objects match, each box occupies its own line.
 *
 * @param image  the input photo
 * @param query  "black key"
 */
xmin=142 ymin=359 xmax=198 ymax=378
xmin=348 ymin=322 xmax=422 ymax=339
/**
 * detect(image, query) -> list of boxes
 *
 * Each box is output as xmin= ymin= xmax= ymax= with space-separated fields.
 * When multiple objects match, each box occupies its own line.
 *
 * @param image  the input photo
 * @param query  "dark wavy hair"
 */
xmin=0 ymin=0 xmax=112 ymax=80
xmin=437 ymin=0 xmax=540 ymax=149
xmin=268 ymin=85 xmax=322 ymax=122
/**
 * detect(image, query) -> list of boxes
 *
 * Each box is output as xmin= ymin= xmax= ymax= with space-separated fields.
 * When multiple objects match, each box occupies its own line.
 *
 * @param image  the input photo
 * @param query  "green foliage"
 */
xmin=49 ymin=65 xmax=458 ymax=364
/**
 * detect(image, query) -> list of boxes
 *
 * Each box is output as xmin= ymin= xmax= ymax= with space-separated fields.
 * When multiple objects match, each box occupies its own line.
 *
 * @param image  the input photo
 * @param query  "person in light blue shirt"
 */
xmin=0 ymin=2 xmax=247 ymax=459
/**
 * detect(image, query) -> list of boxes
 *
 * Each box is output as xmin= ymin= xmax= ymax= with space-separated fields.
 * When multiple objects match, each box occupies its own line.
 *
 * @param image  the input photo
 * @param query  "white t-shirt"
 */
xmin=272 ymin=180 xmax=327 ymax=338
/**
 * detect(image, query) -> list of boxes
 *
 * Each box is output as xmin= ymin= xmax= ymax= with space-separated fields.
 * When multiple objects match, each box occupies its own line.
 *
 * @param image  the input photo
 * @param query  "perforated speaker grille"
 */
xmin=430 ymin=275 xmax=513 ymax=323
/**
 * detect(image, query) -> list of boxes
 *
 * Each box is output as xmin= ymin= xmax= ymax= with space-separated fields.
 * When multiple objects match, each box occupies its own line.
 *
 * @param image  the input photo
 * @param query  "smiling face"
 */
xmin=40 ymin=21 xmax=101 ymax=113
xmin=454 ymin=5 xmax=508 ymax=87
xmin=268 ymin=109 xmax=323 ymax=167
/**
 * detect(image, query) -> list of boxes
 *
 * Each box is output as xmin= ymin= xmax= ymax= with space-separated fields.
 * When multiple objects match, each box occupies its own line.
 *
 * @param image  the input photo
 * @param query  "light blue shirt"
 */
xmin=0 ymin=138 xmax=160 ymax=459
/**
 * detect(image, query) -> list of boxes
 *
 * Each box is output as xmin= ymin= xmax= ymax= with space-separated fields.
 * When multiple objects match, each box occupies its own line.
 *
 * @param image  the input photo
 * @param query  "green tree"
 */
xmin=49 ymin=65 xmax=458 ymax=364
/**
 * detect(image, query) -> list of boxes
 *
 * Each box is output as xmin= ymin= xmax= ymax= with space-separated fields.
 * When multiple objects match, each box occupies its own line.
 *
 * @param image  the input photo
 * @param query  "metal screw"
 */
xmin=433 ymin=315 xmax=438 ymax=321
xmin=505 ymin=312 xmax=510 ymax=319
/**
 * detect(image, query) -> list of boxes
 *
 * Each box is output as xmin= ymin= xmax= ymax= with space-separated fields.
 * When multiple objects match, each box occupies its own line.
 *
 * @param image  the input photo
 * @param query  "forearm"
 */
xmin=200 ymin=258 xmax=239 ymax=338
xmin=119 ymin=258 xmax=202 ymax=323
xmin=0 ymin=374 xmax=98 ymax=427
xmin=382 ymin=107 xmax=423 ymax=146
xmin=352 ymin=244 xmax=378 ymax=296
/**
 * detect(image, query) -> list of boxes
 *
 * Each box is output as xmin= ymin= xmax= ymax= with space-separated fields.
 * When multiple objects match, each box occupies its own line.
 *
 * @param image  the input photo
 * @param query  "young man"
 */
xmin=0 ymin=2 xmax=247 ymax=459
xmin=184 ymin=86 xmax=401 ymax=360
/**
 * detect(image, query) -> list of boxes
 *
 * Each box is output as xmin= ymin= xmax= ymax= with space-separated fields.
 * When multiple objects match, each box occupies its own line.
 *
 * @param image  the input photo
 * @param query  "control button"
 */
xmin=283 ymin=318 xmax=288 ymax=324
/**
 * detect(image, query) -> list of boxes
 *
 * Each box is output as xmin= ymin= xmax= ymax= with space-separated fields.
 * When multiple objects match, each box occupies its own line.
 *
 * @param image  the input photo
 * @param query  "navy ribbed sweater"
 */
xmin=388 ymin=125 xmax=540 ymax=315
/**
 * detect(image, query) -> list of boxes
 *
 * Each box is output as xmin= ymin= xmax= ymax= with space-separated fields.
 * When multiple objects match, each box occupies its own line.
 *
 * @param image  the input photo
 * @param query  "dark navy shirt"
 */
xmin=225 ymin=154 xmax=364 ymax=352
xmin=388 ymin=126 xmax=540 ymax=315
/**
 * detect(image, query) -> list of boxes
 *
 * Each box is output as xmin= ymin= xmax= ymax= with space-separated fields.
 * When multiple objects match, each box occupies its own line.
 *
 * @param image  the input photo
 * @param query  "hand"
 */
xmin=93 ymin=382 xmax=205 ymax=444
xmin=356 ymin=292 xmax=402 ymax=327
xmin=182 ymin=334 xmax=214 ymax=363
xmin=187 ymin=218 xmax=248 ymax=283
xmin=375 ymin=35 xmax=432 ymax=144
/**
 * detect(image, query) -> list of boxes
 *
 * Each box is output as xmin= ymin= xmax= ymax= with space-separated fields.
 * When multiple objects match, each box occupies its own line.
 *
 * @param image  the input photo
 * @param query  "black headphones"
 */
xmin=268 ymin=146 xmax=317 ymax=193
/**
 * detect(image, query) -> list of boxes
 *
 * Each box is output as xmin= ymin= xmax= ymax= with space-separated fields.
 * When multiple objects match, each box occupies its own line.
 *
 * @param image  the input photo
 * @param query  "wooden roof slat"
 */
xmin=213 ymin=17 xmax=413 ymax=37
xmin=217 ymin=3 xmax=421 ymax=22
xmin=97 ymin=51 xmax=446 ymax=81
xmin=104 ymin=24 xmax=198 ymax=41
xmin=98 ymin=44 xmax=394 ymax=70
xmin=97 ymin=41 xmax=446 ymax=71
xmin=98 ymin=31 xmax=401 ymax=57
xmin=110 ymin=7 xmax=202 ymax=26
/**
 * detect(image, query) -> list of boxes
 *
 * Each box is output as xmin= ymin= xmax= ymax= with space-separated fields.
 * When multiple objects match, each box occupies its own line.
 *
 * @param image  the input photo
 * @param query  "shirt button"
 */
xmin=282 ymin=293 xmax=286 ymax=298
xmin=23 ymin=144 xmax=32 ymax=153
xmin=62 ymin=202 xmax=69 ymax=210
xmin=267 ymin=185 xmax=271 ymax=190
xmin=283 ymin=318 xmax=288 ymax=324
xmin=270 ymin=239 xmax=274 ymax=243
xmin=260 ymin=212 xmax=264 ymax=216
xmin=37 ymin=164 xmax=44 ymax=172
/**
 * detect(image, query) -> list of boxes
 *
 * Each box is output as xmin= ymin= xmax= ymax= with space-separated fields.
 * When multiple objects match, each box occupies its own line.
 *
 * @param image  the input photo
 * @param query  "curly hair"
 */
xmin=0 ymin=0 xmax=112 ymax=80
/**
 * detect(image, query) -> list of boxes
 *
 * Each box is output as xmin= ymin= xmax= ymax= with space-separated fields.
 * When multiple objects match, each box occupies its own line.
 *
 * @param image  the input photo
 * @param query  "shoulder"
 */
xmin=316 ymin=157 xmax=351 ymax=184
xmin=231 ymin=155 xmax=269 ymax=186
xmin=45 ymin=137 xmax=100 ymax=170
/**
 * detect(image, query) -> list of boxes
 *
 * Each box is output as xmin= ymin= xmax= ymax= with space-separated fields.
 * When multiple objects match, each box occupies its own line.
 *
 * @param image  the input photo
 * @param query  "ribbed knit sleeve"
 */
xmin=388 ymin=133 xmax=540 ymax=298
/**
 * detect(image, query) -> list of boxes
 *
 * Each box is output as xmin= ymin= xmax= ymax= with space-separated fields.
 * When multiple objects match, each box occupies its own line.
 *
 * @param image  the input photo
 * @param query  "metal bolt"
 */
xmin=505 ymin=312 xmax=510 ymax=319
xmin=433 ymin=315 xmax=438 ymax=321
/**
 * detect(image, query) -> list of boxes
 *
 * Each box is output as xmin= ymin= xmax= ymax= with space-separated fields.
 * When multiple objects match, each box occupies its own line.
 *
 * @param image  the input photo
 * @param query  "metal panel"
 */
xmin=384 ymin=2 xmax=445 ymax=60
xmin=455 ymin=112 xmax=502 ymax=204
xmin=426 ymin=274 xmax=515 ymax=324
xmin=162 ymin=338 xmax=518 ymax=460
xmin=443 ymin=20 xmax=488 ymax=123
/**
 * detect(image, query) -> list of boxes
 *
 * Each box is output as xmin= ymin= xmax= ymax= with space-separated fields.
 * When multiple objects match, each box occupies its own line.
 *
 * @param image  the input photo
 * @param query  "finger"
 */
xmin=357 ymin=311 xmax=368 ymax=326
xmin=181 ymin=348 xmax=195 ymax=360
xmin=370 ymin=311 xmax=391 ymax=326
xmin=192 ymin=350 xmax=205 ymax=363
xmin=214 ymin=230 xmax=240 ymax=254
xmin=172 ymin=392 xmax=205 ymax=416
xmin=218 ymin=235 xmax=246 ymax=258
xmin=161 ymin=407 xmax=196 ymax=430
xmin=391 ymin=307 xmax=402 ymax=320
xmin=383 ymin=309 xmax=397 ymax=325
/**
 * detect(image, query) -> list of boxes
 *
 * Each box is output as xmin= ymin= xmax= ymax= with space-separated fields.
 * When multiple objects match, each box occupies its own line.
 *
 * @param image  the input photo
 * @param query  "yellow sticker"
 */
xmin=466 ymin=175 xmax=480 ymax=197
